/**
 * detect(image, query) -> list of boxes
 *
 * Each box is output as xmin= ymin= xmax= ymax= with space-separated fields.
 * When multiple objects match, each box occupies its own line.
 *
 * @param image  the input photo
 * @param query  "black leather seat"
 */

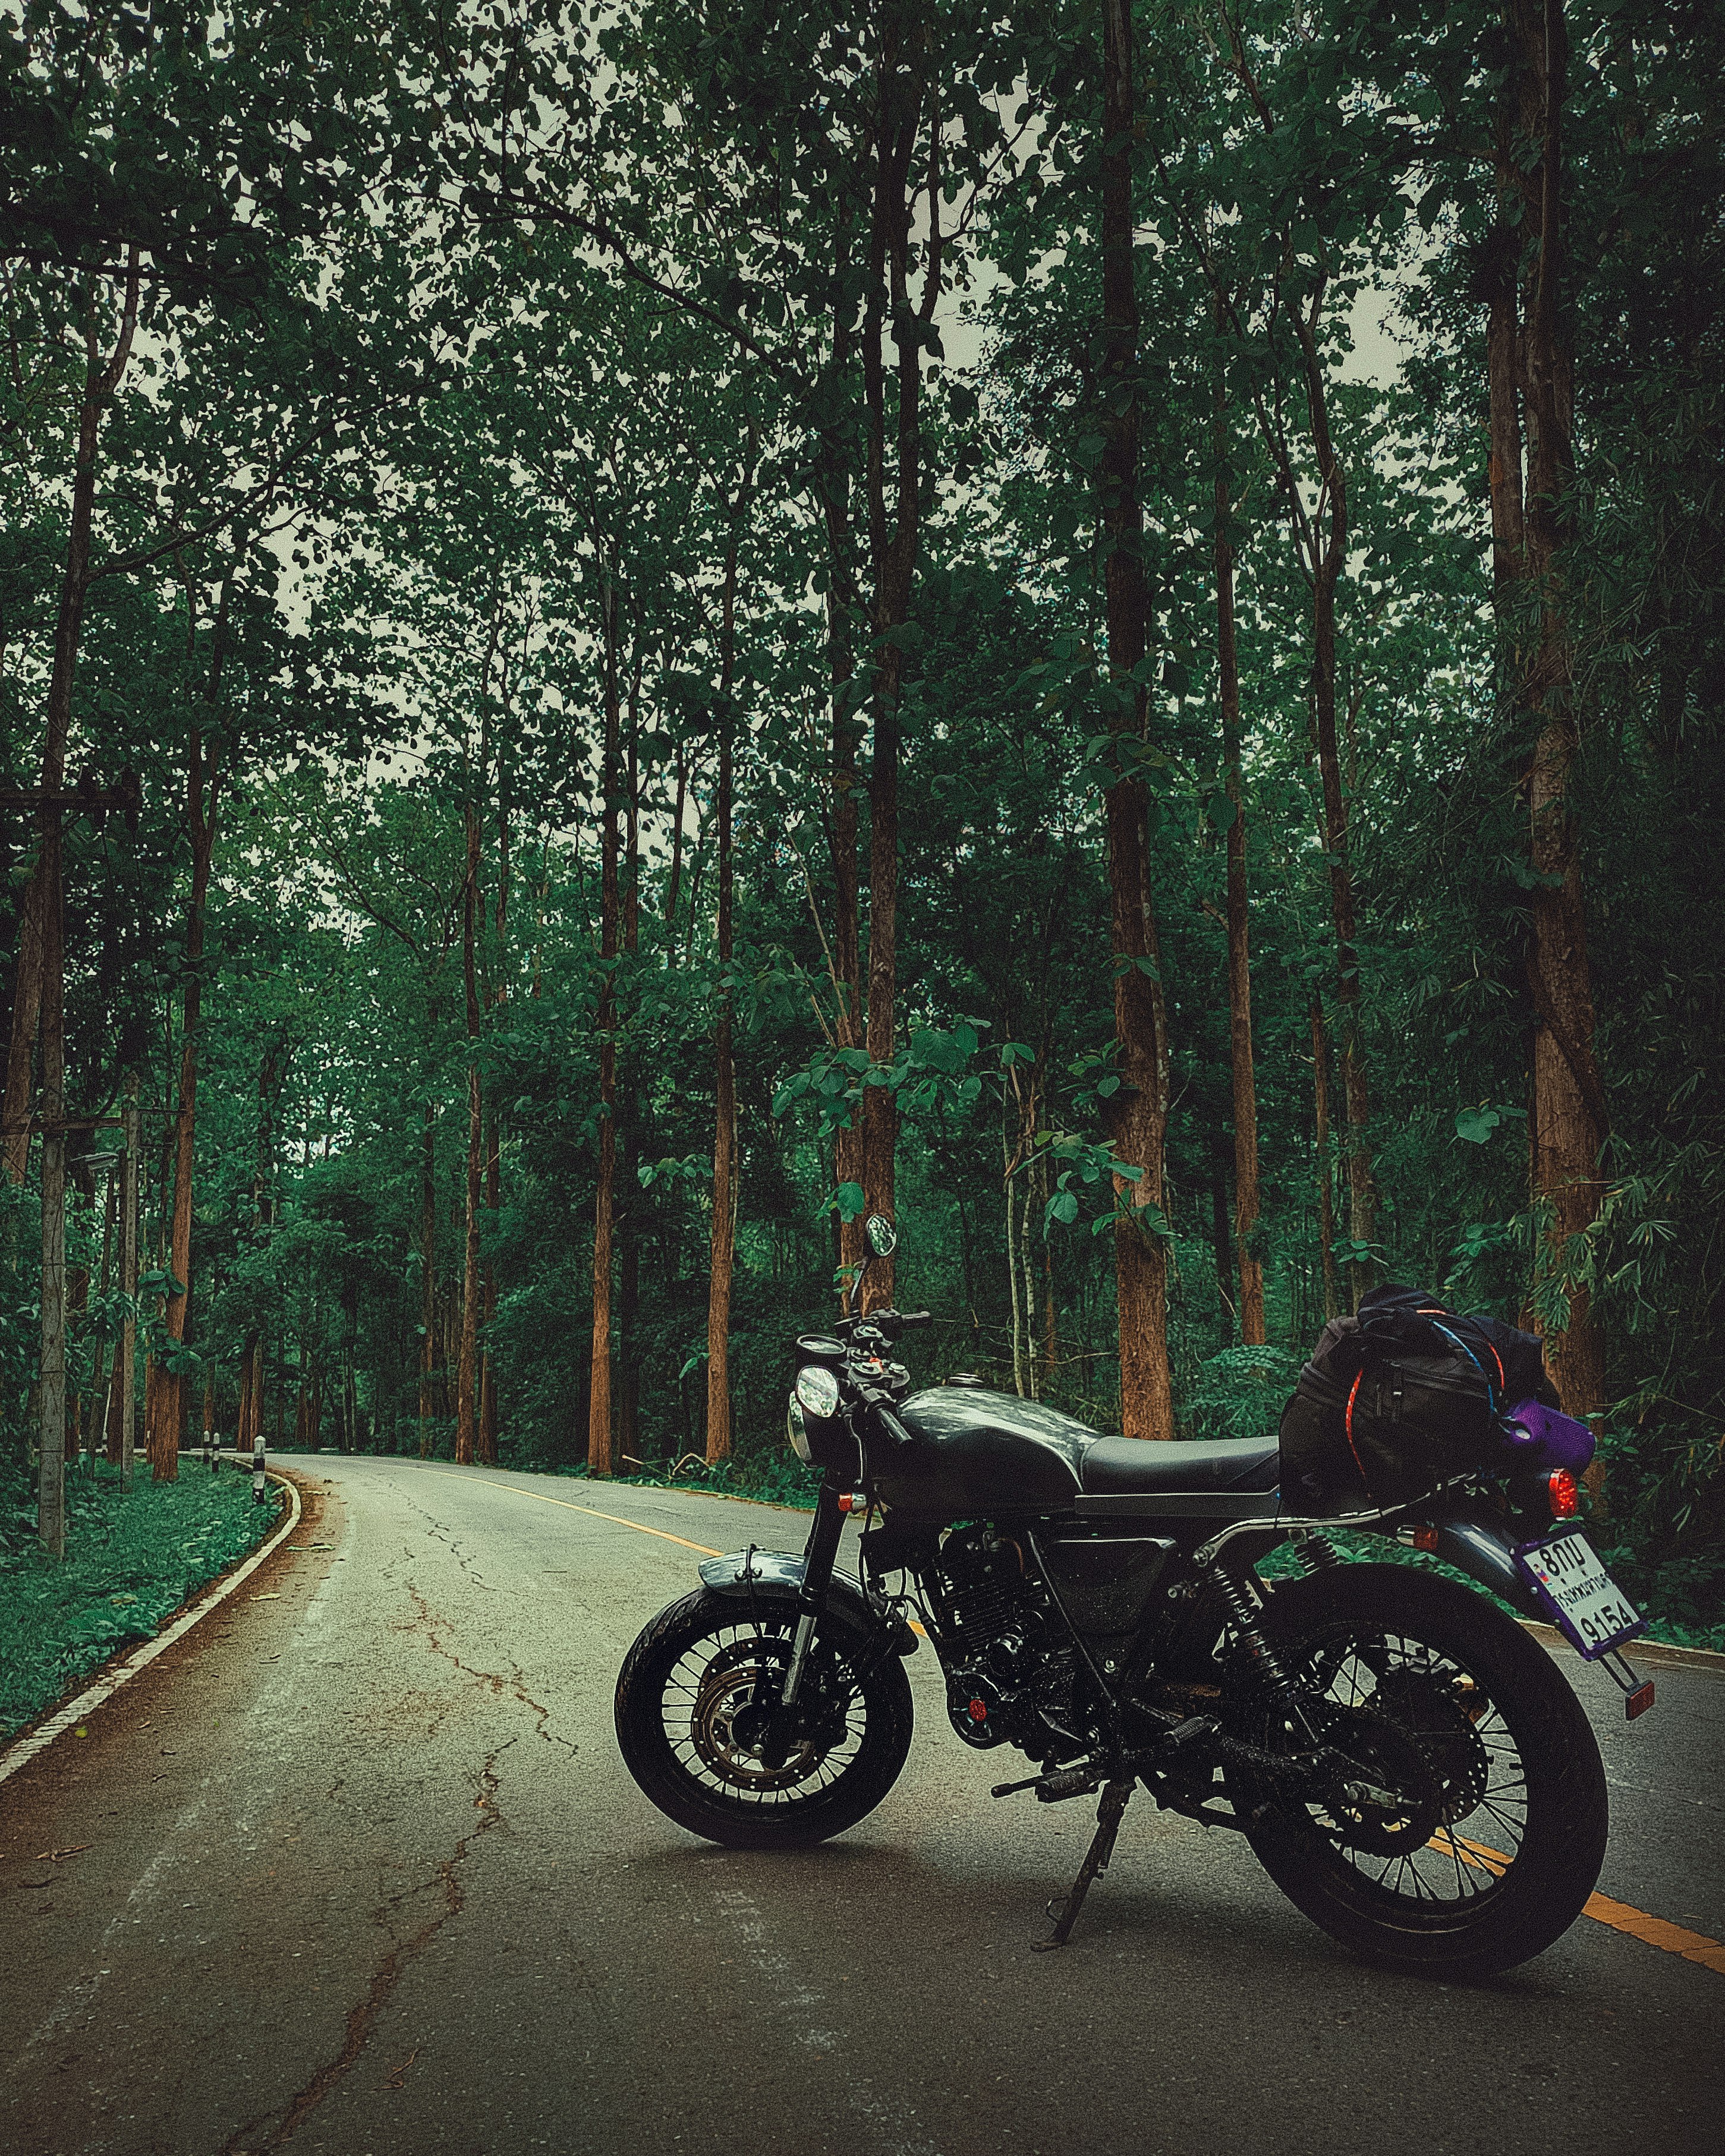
xmin=1080 ymin=1435 xmax=1281 ymax=1496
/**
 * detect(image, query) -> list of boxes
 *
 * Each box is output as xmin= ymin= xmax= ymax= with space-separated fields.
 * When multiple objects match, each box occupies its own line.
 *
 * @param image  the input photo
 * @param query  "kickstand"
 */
xmin=1033 ymin=1777 xmax=1135 ymax=1952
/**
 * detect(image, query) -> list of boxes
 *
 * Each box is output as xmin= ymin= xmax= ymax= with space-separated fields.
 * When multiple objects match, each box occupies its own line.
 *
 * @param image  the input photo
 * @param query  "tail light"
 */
xmin=1545 ymin=1470 xmax=1581 ymax=1518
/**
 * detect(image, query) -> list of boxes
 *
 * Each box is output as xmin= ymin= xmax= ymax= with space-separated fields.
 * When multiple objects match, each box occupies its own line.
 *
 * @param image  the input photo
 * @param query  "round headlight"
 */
xmin=794 ymin=1363 xmax=842 ymax=1420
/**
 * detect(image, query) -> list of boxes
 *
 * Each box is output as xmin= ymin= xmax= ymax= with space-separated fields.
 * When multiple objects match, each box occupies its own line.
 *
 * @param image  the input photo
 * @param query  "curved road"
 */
xmin=2 ymin=1453 xmax=1721 ymax=2156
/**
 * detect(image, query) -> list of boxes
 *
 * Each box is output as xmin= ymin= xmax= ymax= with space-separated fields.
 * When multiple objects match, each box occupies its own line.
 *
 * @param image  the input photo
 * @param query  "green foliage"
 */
xmin=0 ymin=1462 xmax=278 ymax=1739
xmin=0 ymin=0 xmax=1716 ymax=1646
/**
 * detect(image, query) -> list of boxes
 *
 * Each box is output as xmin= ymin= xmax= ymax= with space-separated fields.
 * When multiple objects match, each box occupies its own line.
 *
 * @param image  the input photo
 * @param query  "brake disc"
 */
xmin=1370 ymin=1668 xmax=1491 ymax=1825
xmin=688 ymin=1640 xmax=818 ymax=1791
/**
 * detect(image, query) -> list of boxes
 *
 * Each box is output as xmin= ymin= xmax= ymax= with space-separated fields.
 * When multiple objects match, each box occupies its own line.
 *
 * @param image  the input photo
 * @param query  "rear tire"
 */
xmin=1232 ymin=1564 xmax=1607 ymax=1980
xmin=615 ymin=1588 xmax=914 ymax=1849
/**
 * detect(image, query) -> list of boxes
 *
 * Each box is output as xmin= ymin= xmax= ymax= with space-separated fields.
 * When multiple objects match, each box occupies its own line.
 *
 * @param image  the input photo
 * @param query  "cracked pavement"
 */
xmin=2 ymin=1451 xmax=1721 ymax=2156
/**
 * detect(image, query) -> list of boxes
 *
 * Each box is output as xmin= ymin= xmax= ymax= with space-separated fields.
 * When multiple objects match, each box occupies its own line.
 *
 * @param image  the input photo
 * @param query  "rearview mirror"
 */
xmin=865 ymin=1213 xmax=898 ymax=1257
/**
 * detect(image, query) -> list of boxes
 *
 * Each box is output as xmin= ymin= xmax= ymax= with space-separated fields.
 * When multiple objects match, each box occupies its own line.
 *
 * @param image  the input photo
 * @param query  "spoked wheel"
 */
xmin=615 ymin=1588 xmax=914 ymax=1849
xmin=1229 ymin=1564 xmax=1607 ymax=1980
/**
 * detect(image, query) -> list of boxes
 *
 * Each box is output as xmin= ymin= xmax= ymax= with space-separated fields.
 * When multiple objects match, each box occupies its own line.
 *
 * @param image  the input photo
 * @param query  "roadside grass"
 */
xmin=544 ymin=1452 xmax=823 ymax=1511
xmin=0 ymin=1460 xmax=279 ymax=1741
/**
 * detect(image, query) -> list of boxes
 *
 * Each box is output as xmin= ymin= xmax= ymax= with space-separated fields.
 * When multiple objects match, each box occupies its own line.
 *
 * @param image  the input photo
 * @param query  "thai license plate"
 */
xmin=1513 ymin=1527 xmax=1647 ymax=1660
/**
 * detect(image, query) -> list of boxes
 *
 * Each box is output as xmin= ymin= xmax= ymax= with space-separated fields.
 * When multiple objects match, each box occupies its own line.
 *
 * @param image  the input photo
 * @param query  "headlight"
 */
xmin=786 ymin=1398 xmax=811 ymax=1462
xmin=794 ymin=1363 xmax=842 ymax=1420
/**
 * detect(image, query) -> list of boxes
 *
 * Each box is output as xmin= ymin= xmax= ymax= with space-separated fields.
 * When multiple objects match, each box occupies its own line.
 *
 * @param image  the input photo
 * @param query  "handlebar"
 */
xmin=871 ymin=1403 xmax=916 ymax=1449
xmin=839 ymin=1308 xmax=933 ymax=1345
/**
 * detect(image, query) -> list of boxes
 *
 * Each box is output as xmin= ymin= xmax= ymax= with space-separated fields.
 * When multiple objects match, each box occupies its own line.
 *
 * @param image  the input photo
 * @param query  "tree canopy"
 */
xmin=2 ymin=0 xmax=1720 ymax=1634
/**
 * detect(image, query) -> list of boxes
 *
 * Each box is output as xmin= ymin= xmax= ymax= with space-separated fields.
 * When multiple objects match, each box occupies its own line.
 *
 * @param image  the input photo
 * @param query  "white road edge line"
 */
xmin=0 ymin=1470 xmax=303 ymax=1789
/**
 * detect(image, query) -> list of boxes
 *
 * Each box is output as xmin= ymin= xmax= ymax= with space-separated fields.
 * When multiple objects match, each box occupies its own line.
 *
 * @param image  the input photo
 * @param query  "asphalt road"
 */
xmin=2 ymin=1452 xmax=1721 ymax=2156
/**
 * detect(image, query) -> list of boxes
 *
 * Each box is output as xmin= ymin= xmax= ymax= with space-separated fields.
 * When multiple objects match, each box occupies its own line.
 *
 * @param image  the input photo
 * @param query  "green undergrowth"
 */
xmin=547 ymin=1464 xmax=1717 ymax=1644
xmin=1256 ymin=1527 xmax=1724 ymax=1653
xmin=0 ymin=1460 xmax=280 ymax=1741
xmin=550 ymin=1452 xmax=822 ymax=1511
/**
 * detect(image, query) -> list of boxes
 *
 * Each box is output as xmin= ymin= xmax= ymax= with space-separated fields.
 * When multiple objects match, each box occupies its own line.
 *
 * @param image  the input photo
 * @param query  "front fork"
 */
xmin=778 ymin=1474 xmax=847 ymax=1710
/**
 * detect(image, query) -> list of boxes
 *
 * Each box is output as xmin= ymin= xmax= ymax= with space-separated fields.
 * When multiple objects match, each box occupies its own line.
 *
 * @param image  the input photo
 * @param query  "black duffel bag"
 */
xmin=1278 ymin=1283 xmax=1559 ymax=1515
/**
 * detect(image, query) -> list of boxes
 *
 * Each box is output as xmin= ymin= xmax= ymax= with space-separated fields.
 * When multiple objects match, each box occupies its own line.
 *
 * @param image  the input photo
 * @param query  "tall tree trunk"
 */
xmin=706 ymin=522 xmax=744 ymax=1464
xmin=36 ymin=817 xmax=65 ymax=1549
xmin=588 ymin=561 xmax=622 ymax=1475
xmin=616 ymin=688 xmax=641 ymax=1471
xmin=1214 ymin=322 xmax=1266 ymax=1346
xmin=1506 ymin=0 xmax=1608 ymax=1420
xmin=155 ymin=725 xmax=222 ymax=1483
xmin=457 ymin=800 xmax=482 ymax=1466
xmin=480 ymin=780 xmax=511 ymax=1469
xmin=418 ymin=1097 xmax=437 ymax=1456
xmin=4 ymin=250 xmax=139 ymax=1188
xmin=1311 ymin=998 xmax=1342 ymax=1321
xmin=821 ymin=206 xmax=867 ymax=1295
xmin=1100 ymin=0 xmax=1175 ymax=1441
xmin=855 ymin=12 xmax=941 ymax=1307
xmin=1289 ymin=311 xmax=1373 ymax=1309
xmin=479 ymin=1111 xmax=500 ymax=1465
xmin=112 ymin=1071 xmax=139 ymax=1478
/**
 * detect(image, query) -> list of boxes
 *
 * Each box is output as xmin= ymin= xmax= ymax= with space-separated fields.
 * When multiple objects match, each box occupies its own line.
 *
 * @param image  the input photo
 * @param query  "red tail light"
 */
xmin=1546 ymin=1470 xmax=1581 ymax=1518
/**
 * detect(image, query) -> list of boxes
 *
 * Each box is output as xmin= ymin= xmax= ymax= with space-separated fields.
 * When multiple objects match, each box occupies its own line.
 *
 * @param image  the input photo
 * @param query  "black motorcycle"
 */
xmin=616 ymin=1216 xmax=1654 ymax=1978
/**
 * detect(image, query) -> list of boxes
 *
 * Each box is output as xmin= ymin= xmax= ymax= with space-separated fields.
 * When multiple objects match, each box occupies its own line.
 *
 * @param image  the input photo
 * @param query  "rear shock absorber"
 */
xmin=1208 ymin=1562 xmax=1292 ymax=1686
xmin=1204 ymin=1561 xmax=1321 ymax=1742
xmin=1289 ymin=1529 xmax=1343 ymax=1575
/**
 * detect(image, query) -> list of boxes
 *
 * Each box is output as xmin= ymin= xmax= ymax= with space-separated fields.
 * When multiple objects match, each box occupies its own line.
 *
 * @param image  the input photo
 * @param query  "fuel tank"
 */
xmin=880 ymin=1385 xmax=1097 ymax=1516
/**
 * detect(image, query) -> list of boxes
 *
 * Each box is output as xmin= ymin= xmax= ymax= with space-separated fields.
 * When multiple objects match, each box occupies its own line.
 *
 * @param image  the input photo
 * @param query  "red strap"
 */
xmin=1345 ymin=1370 xmax=1367 ymax=1484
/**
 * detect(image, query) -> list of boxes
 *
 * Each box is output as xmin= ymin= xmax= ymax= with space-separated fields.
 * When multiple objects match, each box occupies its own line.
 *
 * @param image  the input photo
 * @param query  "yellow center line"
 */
xmin=1430 ymin=1830 xmax=1725 ymax=1974
xmin=395 ymin=1465 xmax=1721 ymax=1969
xmin=417 ymin=1468 xmax=725 ymax=1556
xmin=413 ymin=1466 xmax=931 ymax=1631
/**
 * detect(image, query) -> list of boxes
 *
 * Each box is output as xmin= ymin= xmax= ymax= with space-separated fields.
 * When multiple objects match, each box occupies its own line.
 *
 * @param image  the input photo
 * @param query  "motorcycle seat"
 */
xmin=1079 ymin=1435 xmax=1282 ymax=1496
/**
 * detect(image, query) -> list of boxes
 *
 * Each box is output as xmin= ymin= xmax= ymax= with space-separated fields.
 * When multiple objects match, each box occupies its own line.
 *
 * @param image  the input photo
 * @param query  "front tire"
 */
xmin=1231 ymin=1564 xmax=1608 ymax=1980
xmin=615 ymin=1588 xmax=914 ymax=1849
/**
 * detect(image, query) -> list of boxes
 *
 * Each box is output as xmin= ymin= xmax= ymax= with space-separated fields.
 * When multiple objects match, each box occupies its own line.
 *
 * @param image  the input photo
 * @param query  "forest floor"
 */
xmin=0 ymin=1460 xmax=278 ymax=1740
xmin=1 ymin=1453 xmax=1720 ymax=2156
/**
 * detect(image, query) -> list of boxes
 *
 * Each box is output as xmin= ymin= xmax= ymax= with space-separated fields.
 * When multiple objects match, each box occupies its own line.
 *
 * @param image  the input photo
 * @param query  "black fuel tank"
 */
xmin=878 ymin=1386 xmax=1097 ymax=1515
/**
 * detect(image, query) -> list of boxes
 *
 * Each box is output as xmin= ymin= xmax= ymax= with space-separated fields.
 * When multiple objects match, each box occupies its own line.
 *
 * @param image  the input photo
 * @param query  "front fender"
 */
xmin=1426 ymin=1503 xmax=1544 ymax=1621
xmin=698 ymin=1547 xmax=919 ymax=1656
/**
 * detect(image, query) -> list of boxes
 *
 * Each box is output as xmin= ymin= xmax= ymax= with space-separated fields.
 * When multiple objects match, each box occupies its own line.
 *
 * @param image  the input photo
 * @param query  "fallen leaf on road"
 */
xmin=32 ymin=1846 xmax=92 ymax=1863
xmin=19 ymin=1878 xmax=55 ymax=1889
xmin=385 ymin=2045 xmax=420 ymax=2090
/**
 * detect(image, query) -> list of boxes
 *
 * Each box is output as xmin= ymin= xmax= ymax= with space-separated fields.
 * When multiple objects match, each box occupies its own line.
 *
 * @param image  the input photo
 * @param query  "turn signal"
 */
xmin=1411 ymin=1525 xmax=1440 ymax=1553
xmin=1546 ymin=1470 xmax=1581 ymax=1518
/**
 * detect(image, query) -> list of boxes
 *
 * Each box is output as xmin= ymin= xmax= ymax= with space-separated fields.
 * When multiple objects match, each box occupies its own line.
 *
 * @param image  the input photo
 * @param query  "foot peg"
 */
xmin=1033 ymin=1777 xmax=1134 ymax=1952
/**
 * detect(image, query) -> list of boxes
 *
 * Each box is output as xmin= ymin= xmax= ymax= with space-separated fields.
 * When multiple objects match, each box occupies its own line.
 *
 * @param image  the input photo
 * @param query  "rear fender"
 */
xmin=1425 ymin=1503 xmax=1544 ymax=1621
xmin=698 ymin=1547 xmax=919 ymax=1656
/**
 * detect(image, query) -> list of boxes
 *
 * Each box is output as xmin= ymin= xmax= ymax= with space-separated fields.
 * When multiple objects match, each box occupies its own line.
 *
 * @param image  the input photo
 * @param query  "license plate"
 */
xmin=1513 ymin=1527 xmax=1647 ymax=1660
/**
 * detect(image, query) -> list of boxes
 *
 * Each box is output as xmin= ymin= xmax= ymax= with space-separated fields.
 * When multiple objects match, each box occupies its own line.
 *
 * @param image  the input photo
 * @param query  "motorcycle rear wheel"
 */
xmin=615 ymin=1588 xmax=914 ymax=1849
xmin=1231 ymin=1563 xmax=1608 ymax=1980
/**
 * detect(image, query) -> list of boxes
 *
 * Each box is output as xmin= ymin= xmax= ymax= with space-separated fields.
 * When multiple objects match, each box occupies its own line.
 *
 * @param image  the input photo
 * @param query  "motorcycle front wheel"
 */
xmin=1229 ymin=1563 xmax=1608 ymax=1981
xmin=615 ymin=1588 xmax=915 ymax=1849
